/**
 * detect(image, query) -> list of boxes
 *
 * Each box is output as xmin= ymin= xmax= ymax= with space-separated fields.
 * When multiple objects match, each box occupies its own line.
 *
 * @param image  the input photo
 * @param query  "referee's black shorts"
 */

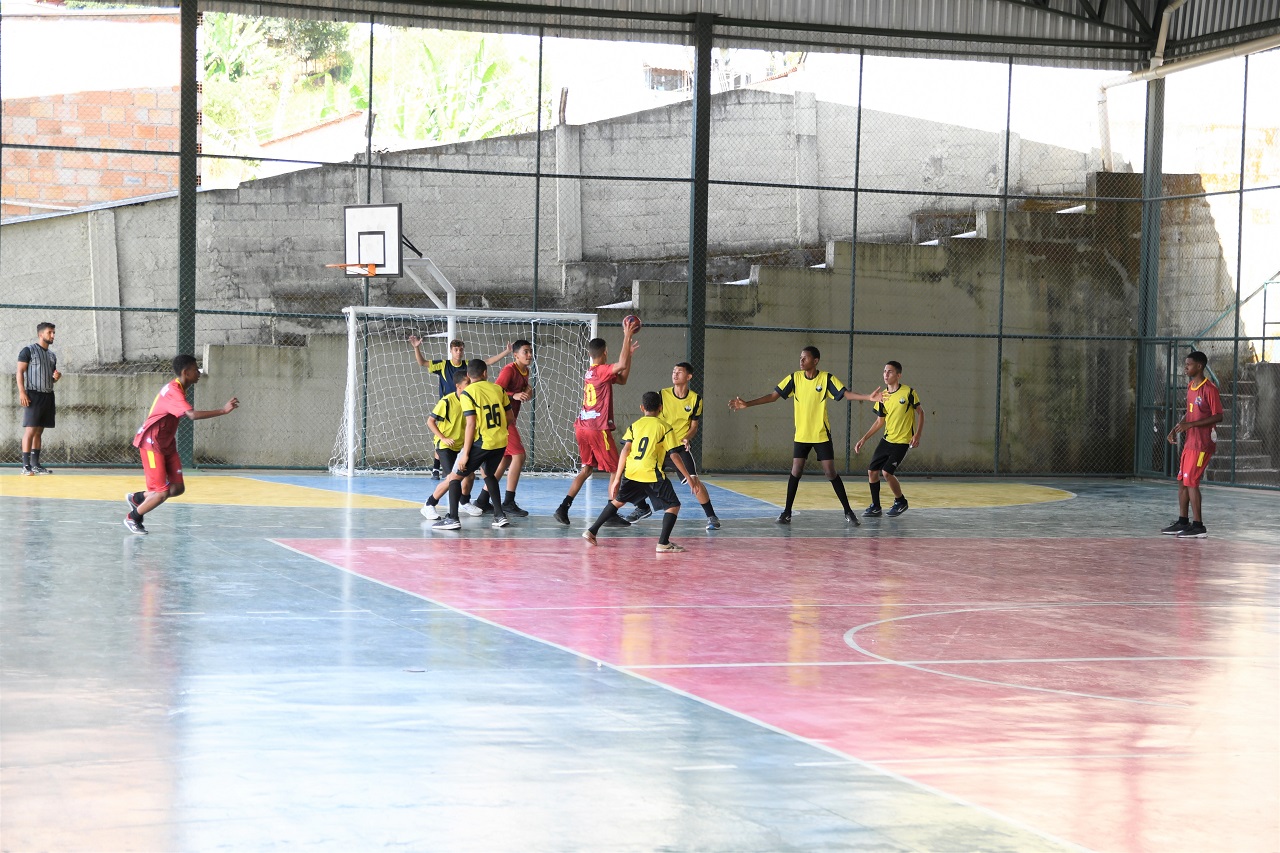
xmin=22 ymin=391 xmax=55 ymax=429
xmin=868 ymin=439 xmax=910 ymax=474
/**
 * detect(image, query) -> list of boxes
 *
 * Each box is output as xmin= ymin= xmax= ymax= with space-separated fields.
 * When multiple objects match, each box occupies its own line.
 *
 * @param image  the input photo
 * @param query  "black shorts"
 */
xmin=456 ymin=447 xmax=504 ymax=479
xmin=868 ymin=439 xmax=910 ymax=474
xmin=617 ymin=475 xmax=680 ymax=511
xmin=793 ymin=439 xmax=835 ymax=462
xmin=22 ymin=391 xmax=55 ymax=429
xmin=436 ymin=447 xmax=458 ymax=472
xmin=662 ymin=447 xmax=698 ymax=482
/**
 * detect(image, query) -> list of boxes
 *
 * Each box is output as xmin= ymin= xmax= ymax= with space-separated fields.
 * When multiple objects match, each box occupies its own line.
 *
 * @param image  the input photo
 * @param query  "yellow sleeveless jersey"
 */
xmin=775 ymin=370 xmax=847 ymax=443
xmin=659 ymin=387 xmax=702 ymax=444
xmin=459 ymin=380 xmax=511 ymax=450
xmin=620 ymin=415 xmax=677 ymax=482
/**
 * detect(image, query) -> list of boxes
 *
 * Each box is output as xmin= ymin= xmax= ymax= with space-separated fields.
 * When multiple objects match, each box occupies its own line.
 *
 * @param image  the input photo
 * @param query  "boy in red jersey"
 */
xmin=124 ymin=355 xmax=239 ymax=534
xmin=553 ymin=320 xmax=639 ymax=526
xmin=1162 ymin=350 xmax=1223 ymax=539
xmin=473 ymin=339 xmax=534 ymax=517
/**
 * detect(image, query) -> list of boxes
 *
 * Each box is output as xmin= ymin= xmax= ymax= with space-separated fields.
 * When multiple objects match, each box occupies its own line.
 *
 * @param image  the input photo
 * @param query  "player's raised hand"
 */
xmin=408 ymin=334 xmax=422 ymax=348
xmin=223 ymin=398 xmax=239 ymax=413
xmin=868 ymin=386 xmax=884 ymax=402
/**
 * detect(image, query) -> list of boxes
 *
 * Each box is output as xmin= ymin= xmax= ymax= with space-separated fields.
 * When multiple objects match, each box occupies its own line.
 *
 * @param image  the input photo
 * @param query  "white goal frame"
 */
xmin=334 ymin=305 xmax=597 ymax=477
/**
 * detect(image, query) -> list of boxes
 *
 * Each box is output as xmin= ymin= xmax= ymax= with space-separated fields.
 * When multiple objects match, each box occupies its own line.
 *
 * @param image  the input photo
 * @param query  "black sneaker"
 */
xmin=553 ymin=506 xmax=571 ymax=526
xmin=126 ymin=492 xmax=142 ymax=512
xmin=1177 ymin=521 xmax=1208 ymax=539
xmin=885 ymin=498 xmax=909 ymax=517
xmin=776 ymin=511 xmax=792 ymax=524
xmin=862 ymin=505 xmax=882 ymax=517
xmin=1161 ymin=519 xmax=1190 ymax=535
xmin=844 ymin=510 xmax=861 ymax=526
xmin=431 ymin=517 xmax=462 ymax=531
xmin=603 ymin=515 xmax=631 ymax=527
xmin=624 ymin=505 xmax=653 ymax=523
xmin=31 ymin=465 xmax=51 ymax=474
xmin=473 ymin=493 xmax=493 ymax=514
xmin=705 ymin=516 xmax=721 ymax=531
xmin=501 ymin=500 xmax=529 ymax=518
xmin=430 ymin=466 xmax=442 ymax=480
xmin=491 ymin=516 xmax=510 ymax=529
xmin=123 ymin=516 xmax=148 ymax=535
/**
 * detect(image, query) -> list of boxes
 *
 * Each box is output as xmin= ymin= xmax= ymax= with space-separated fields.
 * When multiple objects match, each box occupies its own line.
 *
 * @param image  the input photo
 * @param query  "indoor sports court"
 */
xmin=2 ymin=471 xmax=1276 ymax=851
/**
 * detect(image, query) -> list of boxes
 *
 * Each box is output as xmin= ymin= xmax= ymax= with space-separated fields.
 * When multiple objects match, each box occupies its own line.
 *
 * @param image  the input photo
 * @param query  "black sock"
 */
xmin=1178 ymin=515 xmax=1189 ymax=524
xmin=22 ymin=452 xmax=30 ymax=468
xmin=590 ymin=503 xmax=618 ymax=534
xmin=560 ymin=494 xmax=575 ymax=511
xmin=447 ymin=480 xmax=461 ymax=518
xmin=426 ymin=495 xmax=438 ymax=507
xmin=31 ymin=449 xmax=41 ymax=467
xmin=785 ymin=474 xmax=800 ymax=512
xmin=870 ymin=481 xmax=881 ymax=506
xmin=484 ymin=476 xmax=505 ymax=519
xmin=701 ymin=500 xmax=717 ymax=517
xmin=129 ymin=509 xmax=143 ymax=522
xmin=831 ymin=476 xmax=852 ymax=513
xmin=475 ymin=490 xmax=491 ymax=508
xmin=504 ymin=487 xmax=517 ymax=504
xmin=132 ymin=491 xmax=146 ymax=506
xmin=659 ymin=511 xmax=678 ymax=545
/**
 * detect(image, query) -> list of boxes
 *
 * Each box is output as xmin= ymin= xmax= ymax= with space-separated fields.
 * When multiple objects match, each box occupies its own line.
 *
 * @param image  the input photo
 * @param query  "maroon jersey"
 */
xmin=132 ymin=378 xmax=194 ymax=454
xmin=575 ymin=362 xmax=620 ymax=431
xmin=495 ymin=362 xmax=531 ymax=421
xmin=1183 ymin=378 xmax=1222 ymax=451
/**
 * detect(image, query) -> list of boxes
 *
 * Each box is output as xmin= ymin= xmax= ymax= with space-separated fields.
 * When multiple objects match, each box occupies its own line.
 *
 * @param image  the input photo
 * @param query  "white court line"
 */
xmin=626 ymin=654 xmax=1266 ymax=670
xmin=245 ymin=610 xmax=291 ymax=614
xmin=843 ymin=603 xmax=1204 ymax=707
xmin=549 ymin=768 xmax=617 ymax=776
xmin=673 ymin=764 xmax=738 ymax=772
xmin=269 ymin=538 xmax=1087 ymax=853
xmin=330 ymin=609 xmax=371 ymax=614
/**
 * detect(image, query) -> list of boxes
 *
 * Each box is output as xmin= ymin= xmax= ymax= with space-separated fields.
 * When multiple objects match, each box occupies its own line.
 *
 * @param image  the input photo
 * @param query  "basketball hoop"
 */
xmin=327 ymin=262 xmax=379 ymax=276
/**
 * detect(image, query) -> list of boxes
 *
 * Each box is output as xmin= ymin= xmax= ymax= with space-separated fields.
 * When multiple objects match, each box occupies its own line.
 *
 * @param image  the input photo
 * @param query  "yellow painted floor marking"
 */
xmin=706 ymin=477 xmax=1072 ymax=510
xmin=0 ymin=473 xmax=416 ymax=509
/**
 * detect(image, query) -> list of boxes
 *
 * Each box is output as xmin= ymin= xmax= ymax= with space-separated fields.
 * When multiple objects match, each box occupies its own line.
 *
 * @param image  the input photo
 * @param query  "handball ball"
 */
xmin=623 ymin=314 xmax=642 ymax=331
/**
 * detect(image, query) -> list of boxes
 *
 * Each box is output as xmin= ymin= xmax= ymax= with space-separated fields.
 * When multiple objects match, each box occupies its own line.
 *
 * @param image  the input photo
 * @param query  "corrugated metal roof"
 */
xmin=207 ymin=0 xmax=1280 ymax=70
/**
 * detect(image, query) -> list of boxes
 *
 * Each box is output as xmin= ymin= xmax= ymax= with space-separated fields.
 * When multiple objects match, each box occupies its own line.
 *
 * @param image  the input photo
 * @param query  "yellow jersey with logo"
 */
xmin=873 ymin=384 xmax=921 ymax=444
xmin=428 ymin=392 xmax=466 ymax=449
xmin=459 ymin=380 xmax=511 ymax=450
xmin=659 ymin=387 xmax=702 ymax=444
xmin=775 ymin=370 xmax=847 ymax=443
xmin=620 ymin=415 xmax=678 ymax=483
xmin=870 ymin=381 xmax=921 ymax=440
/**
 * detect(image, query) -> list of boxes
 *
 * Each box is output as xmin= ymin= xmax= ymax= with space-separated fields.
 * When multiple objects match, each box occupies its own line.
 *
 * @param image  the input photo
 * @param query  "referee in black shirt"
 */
xmin=17 ymin=322 xmax=61 ymax=475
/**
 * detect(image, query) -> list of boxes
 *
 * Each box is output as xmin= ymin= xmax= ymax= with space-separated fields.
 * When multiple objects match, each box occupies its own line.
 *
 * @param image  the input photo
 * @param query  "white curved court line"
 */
xmin=843 ymin=602 xmax=1197 ymax=708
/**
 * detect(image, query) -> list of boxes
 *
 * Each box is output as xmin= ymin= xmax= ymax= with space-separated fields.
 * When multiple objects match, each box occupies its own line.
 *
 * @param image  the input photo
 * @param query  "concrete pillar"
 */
xmin=556 ymin=123 xmax=583 ymax=263
xmin=794 ymin=91 xmax=819 ymax=246
xmin=87 ymin=209 xmax=123 ymax=363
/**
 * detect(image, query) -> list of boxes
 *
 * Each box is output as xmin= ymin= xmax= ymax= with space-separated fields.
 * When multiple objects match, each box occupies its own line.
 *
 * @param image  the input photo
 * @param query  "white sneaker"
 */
xmin=459 ymin=503 xmax=484 ymax=517
xmin=420 ymin=504 xmax=440 ymax=520
xmin=655 ymin=542 xmax=686 ymax=553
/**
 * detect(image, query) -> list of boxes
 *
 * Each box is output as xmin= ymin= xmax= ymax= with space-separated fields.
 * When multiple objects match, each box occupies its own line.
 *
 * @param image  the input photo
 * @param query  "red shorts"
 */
xmin=504 ymin=424 xmax=525 ymax=458
xmin=575 ymin=423 xmax=619 ymax=472
xmin=140 ymin=447 xmax=184 ymax=493
xmin=1177 ymin=444 xmax=1213 ymax=487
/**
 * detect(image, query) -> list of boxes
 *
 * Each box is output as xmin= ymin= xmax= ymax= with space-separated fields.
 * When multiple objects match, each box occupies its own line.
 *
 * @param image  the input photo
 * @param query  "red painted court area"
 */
xmin=280 ymin=535 xmax=1279 ymax=853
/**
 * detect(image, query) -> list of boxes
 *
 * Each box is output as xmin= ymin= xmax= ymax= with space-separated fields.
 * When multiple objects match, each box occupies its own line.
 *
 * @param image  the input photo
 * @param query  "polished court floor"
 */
xmin=2 ymin=471 xmax=1277 ymax=852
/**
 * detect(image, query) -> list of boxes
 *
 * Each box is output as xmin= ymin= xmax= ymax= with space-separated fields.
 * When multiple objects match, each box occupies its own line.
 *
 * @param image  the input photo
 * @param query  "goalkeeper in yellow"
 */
xmin=582 ymin=391 xmax=690 ymax=553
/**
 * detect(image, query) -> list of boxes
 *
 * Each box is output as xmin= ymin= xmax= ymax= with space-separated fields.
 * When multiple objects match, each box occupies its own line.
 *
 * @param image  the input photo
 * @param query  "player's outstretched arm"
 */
xmin=729 ymin=391 xmax=780 ymax=410
xmin=187 ymin=398 xmax=239 ymax=421
xmin=853 ymin=417 xmax=884 ymax=455
xmin=485 ymin=343 xmax=512 ymax=366
xmin=613 ymin=322 xmax=639 ymax=384
xmin=407 ymin=335 xmax=431 ymax=367
xmin=842 ymin=386 xmax=883 ymax=403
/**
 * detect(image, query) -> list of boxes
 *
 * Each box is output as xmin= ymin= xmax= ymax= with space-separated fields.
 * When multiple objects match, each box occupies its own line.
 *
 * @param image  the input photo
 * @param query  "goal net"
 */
xmin=330 ymin=306 xmax=597 ymax=476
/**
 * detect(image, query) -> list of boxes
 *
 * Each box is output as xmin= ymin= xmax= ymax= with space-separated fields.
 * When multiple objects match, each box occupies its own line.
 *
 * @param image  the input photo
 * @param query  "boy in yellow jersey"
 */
xmin=583 ymin=391 xmax=691 ymax=552
xmin=854 ymin=360 xmax=924 ymax=517
xmin=431 ymin=360 xmax=513 ymax=531
xmin=730 ymin=345 xmax=881 ymax=524
xmin=419 ymin=372 xmax=484 ymax=520
xmin=625 ymin=362 xmax=721 ymax=530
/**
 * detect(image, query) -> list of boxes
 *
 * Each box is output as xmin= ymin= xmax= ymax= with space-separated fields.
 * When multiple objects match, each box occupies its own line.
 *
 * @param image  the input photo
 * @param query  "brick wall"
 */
xmin=1 ymin=87 xmax=182 ymax=217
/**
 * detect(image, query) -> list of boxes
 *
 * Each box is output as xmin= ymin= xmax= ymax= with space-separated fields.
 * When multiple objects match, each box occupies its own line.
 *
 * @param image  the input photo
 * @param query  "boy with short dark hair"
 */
xmin=854 ymin=360 xmax=924 ymax=517
xmin=583 ymin=391 xmax=690 ymax=553
xmin=431 ymin=360 xmax=513 ymax=532
xmin=1162 ymin=350 xmax=1223 ymax=539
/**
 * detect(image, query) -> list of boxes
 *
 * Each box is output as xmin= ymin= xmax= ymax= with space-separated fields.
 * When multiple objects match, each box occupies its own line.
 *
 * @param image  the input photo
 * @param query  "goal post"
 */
xmin=331 ymin=305 xmax=597 ymax=476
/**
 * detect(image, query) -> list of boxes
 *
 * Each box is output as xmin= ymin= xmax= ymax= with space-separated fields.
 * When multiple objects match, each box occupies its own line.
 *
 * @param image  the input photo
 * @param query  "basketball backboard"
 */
xmin=341 ymin=203 xmax=402 ymax=277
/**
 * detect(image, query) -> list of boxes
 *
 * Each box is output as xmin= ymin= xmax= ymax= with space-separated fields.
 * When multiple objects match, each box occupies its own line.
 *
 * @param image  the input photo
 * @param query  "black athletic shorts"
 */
xmin=662 ymin=447 xmax=697 ymax=482
xmin=617 ymin=475 xmax=680 ymax=511
xmin=793 ymin=439 xmax=835 ymax=462
xmin=436 ymin=447 xmax=458 ymax=472
xmin=456 ymin=447 xmax=503 ymax=479
xmin=868 ymin=439 xmax=910 ymax=474
xmin=22 ymin=391 xmax=55 ymax=429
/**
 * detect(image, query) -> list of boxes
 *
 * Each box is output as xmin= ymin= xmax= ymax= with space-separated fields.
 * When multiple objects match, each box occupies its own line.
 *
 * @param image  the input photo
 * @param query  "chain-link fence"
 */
xmin=2 ymin=6 xmax=1277 ymax=487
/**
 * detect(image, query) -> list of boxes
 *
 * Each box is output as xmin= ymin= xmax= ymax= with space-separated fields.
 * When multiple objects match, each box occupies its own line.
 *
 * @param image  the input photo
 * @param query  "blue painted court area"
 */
xmin=249 ymin=472 xmax=776 ymax=521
